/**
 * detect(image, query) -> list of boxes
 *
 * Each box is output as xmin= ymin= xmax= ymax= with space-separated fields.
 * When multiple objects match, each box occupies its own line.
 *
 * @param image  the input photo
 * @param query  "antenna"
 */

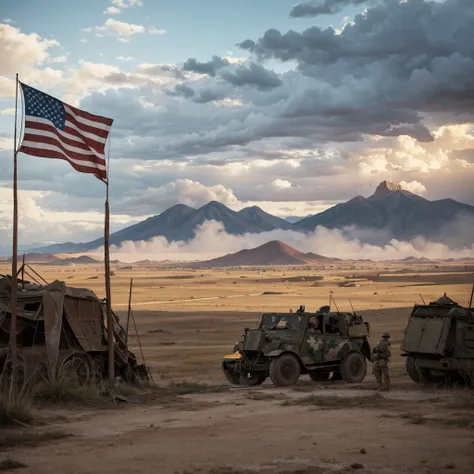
xmin=468 ymin=284 xmax=474 ymax=317
xmin=349 ymin=298 xmax=357 ymax=315
xmin=419 ymin=293 xmax=426 ymax=304
xmin=332 ymin=296 xmax=341 ymax=314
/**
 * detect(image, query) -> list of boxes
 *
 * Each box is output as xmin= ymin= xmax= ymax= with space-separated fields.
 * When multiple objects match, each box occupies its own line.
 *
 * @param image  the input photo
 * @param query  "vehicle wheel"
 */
xmin=59 ymin=352 xmax=92 ymax=385
xmin=269 ymin=354 xmax=301 ymax=387
xmin=92 ymin=358 xmax=105 ymax=384
xmin=405 ymin=356 xmax=421 ymax=384
xmin=418 ymin=369 xmax=441 ymax=385
xmin=459 ymin=370 xmax=474 ymax=387
xmin=223 ymin=369 xmax=240 ymax=385
xmin=240 ymin=373 xmax=267 ymax=386
xmin=2 ymin=354 xmax=27 ymax=391
xmin=309 ymin=372 xmax=330 ymax=382
xmin=340 ymin=352 xmax=367 ymax=383
xmin=33 ymin=362 xmax=51 ymax=385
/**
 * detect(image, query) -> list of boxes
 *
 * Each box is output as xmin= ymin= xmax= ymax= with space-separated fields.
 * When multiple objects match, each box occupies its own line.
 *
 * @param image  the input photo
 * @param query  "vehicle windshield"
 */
xmin=260 ymin=313 xmax=304 ymax=331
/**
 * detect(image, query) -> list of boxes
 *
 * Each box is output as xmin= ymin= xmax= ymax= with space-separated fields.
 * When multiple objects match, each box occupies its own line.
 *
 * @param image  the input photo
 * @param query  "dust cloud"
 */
xmin=87 ymin=220 xmax=474 ymax=263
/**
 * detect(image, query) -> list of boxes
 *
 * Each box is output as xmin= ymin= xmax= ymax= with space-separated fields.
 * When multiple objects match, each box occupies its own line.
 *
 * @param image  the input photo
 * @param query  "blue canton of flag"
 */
xmin=22 ymin=84 xmax=67 ymax=130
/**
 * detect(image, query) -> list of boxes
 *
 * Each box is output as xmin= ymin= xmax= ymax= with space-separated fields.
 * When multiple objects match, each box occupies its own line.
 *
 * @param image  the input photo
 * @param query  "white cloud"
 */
xmin=104 ymin=0 xmax=143 ymax=15
xmin=0 ymin=24 xmax=60 ymax=97
xmin=272 ymin=179 xmax=292 ymax=188
xmin=48 ymin=54 xmax=69 ymax=64
xmin=0 ymin=136 xmax=14 ymax=151
xmin=116 ymin=56 xmax=135 ymax=61
xmin=104 ymin=7 xmax=121 ymax=15
xmin=149 ymin=27 xmax=166 ymax=35
xmin=120 ymin=179 xmax=240 ymax=212
xmin=0 ymin=187 xmax=133 ymax=246
xmin=400 ymin=180 xmax=427 ymax=195
xmin=2 ymin=19 xmax=15 ymax=24
xmin=0 ymin=108 xmax=15 ymax=115
xmin=84 ymin=19 xmax=145 ymax=41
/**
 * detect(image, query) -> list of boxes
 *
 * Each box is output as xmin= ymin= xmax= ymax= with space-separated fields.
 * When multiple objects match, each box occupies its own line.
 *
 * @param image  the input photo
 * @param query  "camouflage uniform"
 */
xmin=372 ymin=333 xmax=391 ymax=390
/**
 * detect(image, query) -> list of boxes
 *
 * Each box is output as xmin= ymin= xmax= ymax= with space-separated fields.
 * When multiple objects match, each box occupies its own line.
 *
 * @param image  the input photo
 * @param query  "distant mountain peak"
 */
xmin=202 ymin=200 xmax=228 ymax=209
xmin=259 ymin=240 xmax=298 ymax=253
xmin=373 ymin=180 xmax=403 ymax=198
xmin=195 ymin=239 xmax=335 ymax=266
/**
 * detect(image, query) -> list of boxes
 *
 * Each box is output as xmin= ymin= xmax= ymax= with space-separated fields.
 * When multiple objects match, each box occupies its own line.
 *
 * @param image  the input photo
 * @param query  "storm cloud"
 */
xmin=183 ymin=55 xmax=230 ymax=76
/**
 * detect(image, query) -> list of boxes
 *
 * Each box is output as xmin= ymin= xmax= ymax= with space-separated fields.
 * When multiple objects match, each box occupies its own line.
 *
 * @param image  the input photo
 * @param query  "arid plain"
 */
xmin=1 ymin=260 xmax=474 ymax=474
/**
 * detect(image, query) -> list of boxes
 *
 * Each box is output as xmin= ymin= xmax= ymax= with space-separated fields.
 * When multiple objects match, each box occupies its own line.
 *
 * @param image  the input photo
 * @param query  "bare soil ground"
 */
xmin=1 ymin=261 xmax=473 ymax=473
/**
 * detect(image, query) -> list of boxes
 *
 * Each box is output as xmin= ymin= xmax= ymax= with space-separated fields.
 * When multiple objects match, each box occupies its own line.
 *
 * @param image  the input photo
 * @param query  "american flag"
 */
xmin=18 ymin=82 xmax=113 ymax=183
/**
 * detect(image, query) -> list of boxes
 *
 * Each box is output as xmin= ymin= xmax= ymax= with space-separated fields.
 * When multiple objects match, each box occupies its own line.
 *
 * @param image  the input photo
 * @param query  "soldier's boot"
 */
xmin=373 ymin=373 xmax=382 ymax=390
xmin=381 ymin=372 xmax=390 ymax=391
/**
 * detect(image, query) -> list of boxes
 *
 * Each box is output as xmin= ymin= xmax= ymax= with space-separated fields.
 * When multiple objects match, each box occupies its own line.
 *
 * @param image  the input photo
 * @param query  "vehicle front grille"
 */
xmin=244 ymin=330 xmax=264 ymax=351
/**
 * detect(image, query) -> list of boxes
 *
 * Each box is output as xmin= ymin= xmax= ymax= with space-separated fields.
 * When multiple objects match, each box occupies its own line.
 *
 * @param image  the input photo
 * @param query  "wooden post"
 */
xmin=21 ymin=253 xmax=25 ymax=289
xmin=125 ymin=278 xmax=133 ymax=348
xmin=105 ymin=196 xmax=114 ymax=385
xmin=10 ymin=73 xmax=19 ymax=371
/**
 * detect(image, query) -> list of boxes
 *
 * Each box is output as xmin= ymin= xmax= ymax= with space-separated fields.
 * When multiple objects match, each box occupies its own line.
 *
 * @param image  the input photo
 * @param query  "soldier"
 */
xmin=372 ymin=332 xmax=391 ymax=390
xmin=308 ymin=316 xmax=322 ymax=335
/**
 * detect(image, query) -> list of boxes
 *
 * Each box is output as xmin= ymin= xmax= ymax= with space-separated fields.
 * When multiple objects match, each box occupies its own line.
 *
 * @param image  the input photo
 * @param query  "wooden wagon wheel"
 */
xmin=1 ymin=354 xmax=27 ymax=391
xmin=91 ymin=357 xmax=104 ymax=384
xmin=33 ymin=362 xmax=51 ymax=385
xmin=59 ymin=352 xmax=92 ymax=385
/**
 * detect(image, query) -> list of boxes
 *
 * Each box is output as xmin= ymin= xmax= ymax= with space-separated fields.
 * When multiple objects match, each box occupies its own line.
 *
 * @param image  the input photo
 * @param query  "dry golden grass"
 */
xmin=0 ymin=388 xmax=34 ymax=427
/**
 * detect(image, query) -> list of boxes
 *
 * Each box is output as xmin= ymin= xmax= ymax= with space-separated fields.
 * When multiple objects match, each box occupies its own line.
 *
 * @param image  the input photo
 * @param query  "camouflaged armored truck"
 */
xmin=222 ymin=306 xmax=372 ymax=387
xmin=401 ymin=293 xmax=474 ymax=385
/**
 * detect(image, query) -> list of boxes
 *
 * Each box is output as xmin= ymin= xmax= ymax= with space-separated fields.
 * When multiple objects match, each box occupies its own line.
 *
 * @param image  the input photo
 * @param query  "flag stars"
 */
xmin=21 ymin=83 xmax=66 ymax=130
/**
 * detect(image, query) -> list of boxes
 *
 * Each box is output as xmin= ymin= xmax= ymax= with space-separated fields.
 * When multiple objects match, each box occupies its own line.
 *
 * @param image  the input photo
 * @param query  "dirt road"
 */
xmin=8 ymin=381 xmax=474 ymax=474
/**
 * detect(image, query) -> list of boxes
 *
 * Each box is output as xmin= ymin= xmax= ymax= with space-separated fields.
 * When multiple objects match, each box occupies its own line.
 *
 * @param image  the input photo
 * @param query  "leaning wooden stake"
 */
xmin=125 ymin=278 xmax=133 ymax=347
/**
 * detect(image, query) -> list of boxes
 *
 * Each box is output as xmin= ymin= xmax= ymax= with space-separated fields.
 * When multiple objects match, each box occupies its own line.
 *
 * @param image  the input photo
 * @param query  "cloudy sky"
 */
xmin=1 ymin=0 xmax=474 ymax=247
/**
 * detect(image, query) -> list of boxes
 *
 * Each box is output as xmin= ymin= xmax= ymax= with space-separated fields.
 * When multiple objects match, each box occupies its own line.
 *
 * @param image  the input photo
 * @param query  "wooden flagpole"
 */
xmin=10 ymin=73 xmax=20 ymax=371
xmin=105 ymin=138 xmax=114 ymax=385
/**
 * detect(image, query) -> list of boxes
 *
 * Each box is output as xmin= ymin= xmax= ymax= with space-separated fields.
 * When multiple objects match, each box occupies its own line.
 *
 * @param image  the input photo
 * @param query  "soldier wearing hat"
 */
xmin=371 ymin=332 xmax=391 ymax=390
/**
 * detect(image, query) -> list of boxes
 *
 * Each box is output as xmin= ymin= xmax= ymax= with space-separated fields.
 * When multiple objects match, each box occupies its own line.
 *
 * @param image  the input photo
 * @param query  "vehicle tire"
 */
xmin=240 ymin=373 xmax=267 ymax=386
xmin=405 ymin=356 xmax=421 ymax=384
xmin=309 ymin=372 xmax=330 ymax=382
xmin=223 ymin=369 xmax=240 ymax=385
xmin=269 ymin=353 xmax=301 ymax=387
xmin=340 ymin=352 xmax=367 ymax=383
xmin=459 ymin=370 xmax=474 ymax=387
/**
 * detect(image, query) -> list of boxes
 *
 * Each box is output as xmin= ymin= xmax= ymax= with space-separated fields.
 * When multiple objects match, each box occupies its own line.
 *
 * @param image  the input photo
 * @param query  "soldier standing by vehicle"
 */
xmin=372 ymin=332 xmax=391 ymax=390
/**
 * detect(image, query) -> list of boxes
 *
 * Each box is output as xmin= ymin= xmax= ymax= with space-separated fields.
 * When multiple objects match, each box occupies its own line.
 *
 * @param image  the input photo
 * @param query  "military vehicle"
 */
xmin=222 ymin=305 xmax=372 ymax=387
xmin=401 ymin=291 xmax=474 ymax=385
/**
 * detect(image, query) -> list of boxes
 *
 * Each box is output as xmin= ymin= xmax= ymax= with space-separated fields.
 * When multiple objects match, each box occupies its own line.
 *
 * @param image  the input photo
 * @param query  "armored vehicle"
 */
xmin=401 ymin=293 xmax=474 ymax=385
xmin=222 ymin=305 xmax=371 ymax=387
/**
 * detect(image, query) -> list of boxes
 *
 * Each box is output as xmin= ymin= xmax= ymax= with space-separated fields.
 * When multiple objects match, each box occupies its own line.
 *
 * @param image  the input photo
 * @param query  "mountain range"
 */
xmin=30 ymin=181 xmax=474 ymax=254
